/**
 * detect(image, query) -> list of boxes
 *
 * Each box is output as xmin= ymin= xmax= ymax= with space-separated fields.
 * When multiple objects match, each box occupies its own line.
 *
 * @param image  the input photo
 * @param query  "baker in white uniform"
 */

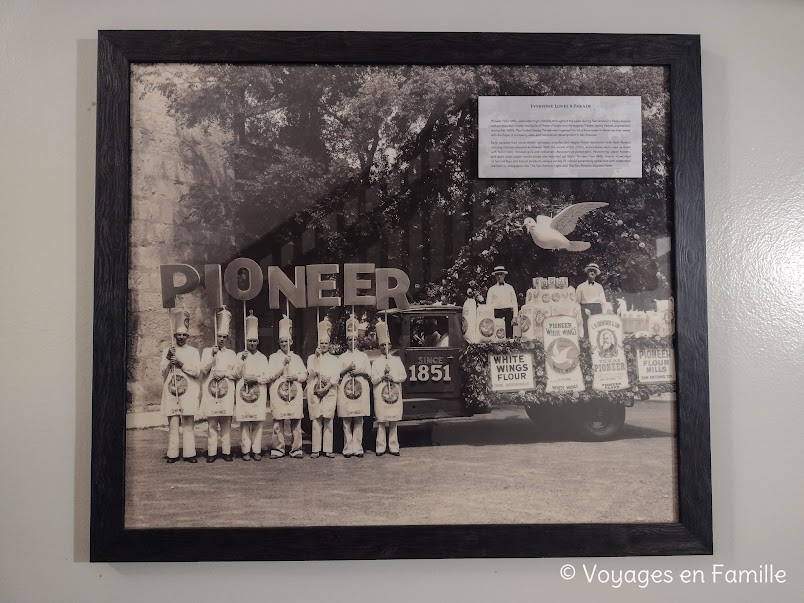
xmin=199 ymin=308 xmax=237 ymax=463
xmin=235 ymin=311 xmax=270 ymax=461
xmin=337 ymin=314 xmax=371 ymax=458
xmin=267 ymin=315 xmax=308 ymax=459
xmin=576 ymin=263 xmax=607 ymax=338
xmin=487 ymin=265 xmax=518 ymax=338
xmin=159 ymin=308 xmax=201 ymax=463
xmin=306 ymin=318 xmax=340 ymax=458
xmin=370 ymin=319 xmax=408 ymax=456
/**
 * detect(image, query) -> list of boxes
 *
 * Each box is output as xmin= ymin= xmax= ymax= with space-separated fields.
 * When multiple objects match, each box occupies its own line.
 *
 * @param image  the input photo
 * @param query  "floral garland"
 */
xmin=459 ymin=334 xmax=675 ymax=414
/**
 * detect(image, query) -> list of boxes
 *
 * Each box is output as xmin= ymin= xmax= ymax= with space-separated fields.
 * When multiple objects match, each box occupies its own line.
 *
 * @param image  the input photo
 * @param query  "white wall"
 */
xmin=1 ymin=0 xmax=802 ymax=601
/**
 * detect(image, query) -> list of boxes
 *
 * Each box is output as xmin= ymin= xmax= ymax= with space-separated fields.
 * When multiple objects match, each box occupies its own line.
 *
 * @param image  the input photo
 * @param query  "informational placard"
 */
xmin=488 ymin=352 xmax=536 ymax=392
xmin=478 ymin=95 xmax=642 ymax=178
xmin=636 ymin=345 xmax=676 ymax=384
xmin=587 ymin=315 xmax=630 ymax=391
xmin=543 ymin=316 xmax=584 ymax=394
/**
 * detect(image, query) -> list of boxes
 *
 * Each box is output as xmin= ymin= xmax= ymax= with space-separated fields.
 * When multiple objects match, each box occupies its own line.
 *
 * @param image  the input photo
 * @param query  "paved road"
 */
xmin=124 ymin=402 xmax=676 ymax=528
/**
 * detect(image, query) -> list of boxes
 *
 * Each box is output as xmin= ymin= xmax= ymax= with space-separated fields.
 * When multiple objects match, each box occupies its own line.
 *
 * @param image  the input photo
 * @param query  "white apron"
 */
xmin=267 ymin=351 xmax=307 ymax=420
xmin=371 ymin=355 xmax=407 ymax=422
xmin=306 ymin=353 xmax=340 ymax=419
xmin=159 ymin=345 xmax=201 ymax=417
xmin=234 ymin=351 xmax=269 ymax=422
xmin=200 ymin=347 xmax=237 ymax=418
xmin=337 ymin=349 xmax=371 ymax=418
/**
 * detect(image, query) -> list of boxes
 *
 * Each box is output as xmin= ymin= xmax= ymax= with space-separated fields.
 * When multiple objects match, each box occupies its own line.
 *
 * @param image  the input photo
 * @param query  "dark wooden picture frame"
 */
xmin=91 ymin=30 xmax=711 ymax=561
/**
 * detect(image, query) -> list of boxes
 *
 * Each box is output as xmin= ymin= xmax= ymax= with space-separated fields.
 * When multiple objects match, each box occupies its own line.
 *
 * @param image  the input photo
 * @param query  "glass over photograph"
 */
xmin=124 ymin=63 xmax=678 ymax=529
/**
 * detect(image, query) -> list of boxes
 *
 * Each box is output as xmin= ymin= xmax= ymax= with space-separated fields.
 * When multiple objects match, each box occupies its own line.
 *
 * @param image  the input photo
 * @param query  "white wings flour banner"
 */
xmin=587 ymin=314 xmax=630 ymax=391
xmin=543 ymin=316 xmax=584 ymax=393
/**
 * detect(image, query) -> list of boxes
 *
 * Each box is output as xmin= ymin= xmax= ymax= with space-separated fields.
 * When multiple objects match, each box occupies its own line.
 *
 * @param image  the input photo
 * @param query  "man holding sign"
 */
xmin=199 ymin=308 xmax=237 ymax=462
xmin=370 ymin=320 xmax=407 ymax=456
xmin=159 ymin=308 xmax=201 ymax=463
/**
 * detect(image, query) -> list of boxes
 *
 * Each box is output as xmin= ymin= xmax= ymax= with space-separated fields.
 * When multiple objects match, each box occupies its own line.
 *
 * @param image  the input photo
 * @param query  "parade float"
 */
xmin=458 ymin=275 xmax=676 ymax=439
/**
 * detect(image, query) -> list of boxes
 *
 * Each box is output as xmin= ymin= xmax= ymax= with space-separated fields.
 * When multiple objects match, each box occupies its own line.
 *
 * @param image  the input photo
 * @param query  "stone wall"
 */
xmin=127 ymin=68 xmax=238 ymax=413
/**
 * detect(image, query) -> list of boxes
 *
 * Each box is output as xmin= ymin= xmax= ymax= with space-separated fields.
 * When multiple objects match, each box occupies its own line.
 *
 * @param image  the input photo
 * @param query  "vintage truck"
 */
xmin=360 ymin=304 xmax=642 ymax=441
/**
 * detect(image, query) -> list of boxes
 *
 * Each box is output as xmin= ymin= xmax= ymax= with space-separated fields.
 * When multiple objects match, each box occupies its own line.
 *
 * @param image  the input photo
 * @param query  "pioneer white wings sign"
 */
xmin=543 ymin=316 xmax=584 ymax=393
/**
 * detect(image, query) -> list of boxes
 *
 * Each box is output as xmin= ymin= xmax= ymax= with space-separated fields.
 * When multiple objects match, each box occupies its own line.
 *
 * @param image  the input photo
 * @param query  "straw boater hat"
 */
xmin=245 ymin=310 xmax=259 ymax=340
xmin=492 ymin=265 xmax=508 ymax=275
xmin=171 ymin=308 xmax=190 ymax=335
xmin=584 ymin=263 xmax=601 ymax=275
xmin=376 ymin=319 xmax=390 ymax=346
xmin=216 ymin=308 xmax=232 ymax=337
xmin=317 ymin=318 xmax=332 ymax=345
xmin=278 ymin=314 xmax=291 ymax=341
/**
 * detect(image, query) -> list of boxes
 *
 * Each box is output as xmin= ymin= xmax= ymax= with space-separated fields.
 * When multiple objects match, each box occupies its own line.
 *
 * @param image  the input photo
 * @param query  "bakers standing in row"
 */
xmin=199 ymin=308 xmax=237 ymax=462
xmin=306 ymin=318 xmax=339 ymax=458
xmin=235 ymin=311 xmax=270 ymax=461
xmin=268 ymin=315 xmax=308 ymax=459
xmin=338 ymin=314 xmax=371 ymax=458
xmin=160 ymin=309 xmax=201 ymax=463
xmin=371 ymin=319 xmax=407 ymax=456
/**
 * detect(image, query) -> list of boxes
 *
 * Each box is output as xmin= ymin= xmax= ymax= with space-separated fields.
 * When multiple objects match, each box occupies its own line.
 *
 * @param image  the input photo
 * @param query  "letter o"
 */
xmin=223 ymin=258 xmax=263 ymax=301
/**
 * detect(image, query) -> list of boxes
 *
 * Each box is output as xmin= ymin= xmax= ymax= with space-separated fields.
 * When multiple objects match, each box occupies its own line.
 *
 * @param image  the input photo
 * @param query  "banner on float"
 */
xmin=488 ymin=352 xmax=536 ymax=392
xmin=543 ymin=316 xmax=584 ymax=394
xmin=588 ymin=315 xmax=630 ymax=391
xmin=636 ymin=345 xmax=676 ymax=383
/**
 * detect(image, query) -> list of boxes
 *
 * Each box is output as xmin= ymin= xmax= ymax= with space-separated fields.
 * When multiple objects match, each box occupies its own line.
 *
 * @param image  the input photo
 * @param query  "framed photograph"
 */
xmin=91 ymin=30 xmax=711 ymax=561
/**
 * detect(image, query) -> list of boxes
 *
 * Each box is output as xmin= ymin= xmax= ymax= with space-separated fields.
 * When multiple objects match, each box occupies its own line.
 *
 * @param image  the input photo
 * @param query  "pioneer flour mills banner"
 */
xmin=636 ymin=345 xmax=676 ymax=383
xmin=543 ymin=316 xmax=584 ymax=393
xmin=587 ymin=314 xmax=630 ymax=391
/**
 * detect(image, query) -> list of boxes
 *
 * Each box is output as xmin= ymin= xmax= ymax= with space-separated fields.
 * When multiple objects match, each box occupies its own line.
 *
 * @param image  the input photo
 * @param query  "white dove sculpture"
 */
xmin=522 ymin=202 xmax=609 ymax=252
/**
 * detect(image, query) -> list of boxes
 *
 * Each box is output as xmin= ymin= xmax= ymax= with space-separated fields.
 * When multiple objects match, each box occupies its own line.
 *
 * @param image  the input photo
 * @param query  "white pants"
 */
xmin=342 ymin=417 xmax=364 ymax=455
xmin=167 ymin=414 xmax=196 ymax=459
xmin=376 ymin=421 xmax=399 ymax=454
xmin=311 ymin=417 xmax=334 ymax=454
xmin=272 ymin=419 xmax=302 ymax=456
xmin=240 ymin=420 xmax=263 ymax=455
xmin=207 ymin=416 xmax=232 ymax=456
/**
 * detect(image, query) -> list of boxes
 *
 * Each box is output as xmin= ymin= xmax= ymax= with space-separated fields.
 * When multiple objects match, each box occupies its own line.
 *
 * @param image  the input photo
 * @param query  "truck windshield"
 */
xmin=410 ymin=316 xmax=450 ymax=348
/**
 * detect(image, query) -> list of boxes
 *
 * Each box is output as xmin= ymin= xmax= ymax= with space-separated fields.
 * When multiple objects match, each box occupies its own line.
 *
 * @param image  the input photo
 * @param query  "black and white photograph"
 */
xmin=124 ymin=61 xmax=679 ymax=530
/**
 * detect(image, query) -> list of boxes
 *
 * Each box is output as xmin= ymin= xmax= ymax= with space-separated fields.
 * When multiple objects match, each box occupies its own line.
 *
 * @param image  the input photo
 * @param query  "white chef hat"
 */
xmin=376 ymin=319 xmax=390 ymax=346
xmin=317 ymin=318 xmax=332 ymax=344
xmin=345 ymin=313 xmax=359 ymax=339
xmin=171 ymin=308 xmax=190 ymax=335
xmin=245 ymin=310 xmax=258 ymax=340
xmin=278 ymin=314 xmax=291 ymax=341
xmin=216 ymin=308 xmax=232 ymax=336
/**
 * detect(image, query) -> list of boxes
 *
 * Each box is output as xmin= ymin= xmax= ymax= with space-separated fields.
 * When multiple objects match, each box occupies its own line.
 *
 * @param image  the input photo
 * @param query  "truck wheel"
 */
xmin=579 ymin=403 xmax=626 ymax=441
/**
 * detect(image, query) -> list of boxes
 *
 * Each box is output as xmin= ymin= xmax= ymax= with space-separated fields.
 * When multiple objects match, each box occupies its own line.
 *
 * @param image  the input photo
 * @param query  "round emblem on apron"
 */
xmin=344 ymin=377 xmax=363 ymax=400
xmin=239 ymin=382 xmax=260 ymax=402
xmin=382 ymin=382 xmax=400 ymax=404
xmin=519 ymin=315 xmax=531 ymax=333
xmin=479 ymin=317 xmax=494 ymax=337
xmin=168 ymin=373 xmax=188 ymax=397
xmin=278 ymin=379 xmax=299 ymax=402
xmin=207 ymin=378 xmax=229 ymax=399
